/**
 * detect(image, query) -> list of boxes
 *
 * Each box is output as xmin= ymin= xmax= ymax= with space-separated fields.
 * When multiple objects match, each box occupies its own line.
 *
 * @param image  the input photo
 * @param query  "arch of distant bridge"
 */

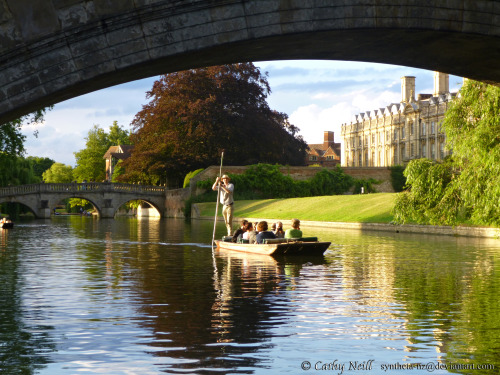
xmin=0 ymin=183 xmax=166 ymax=218
xmin=0 ymin=0 xmax=499 ymax=124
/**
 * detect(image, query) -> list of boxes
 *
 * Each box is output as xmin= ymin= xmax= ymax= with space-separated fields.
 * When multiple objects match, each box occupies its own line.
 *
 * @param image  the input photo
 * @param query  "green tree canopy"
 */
xmin=42 ymin=163 xmax=74 ymax=183
xmin=0 ymin=154 xmax=38 ymax=187
xmin=120 ymin=63 xmax=307 ymax=187
xmin=73 ymin=121 xmax=131 ymax=182
xmin=0 ymin=154 xmax=39 ymax=217
xmin=441 ymin=80 xmax=500 ymax=225
xmin=26 ymin=156 xmax=55 ymax=181
xmin=393 ymin=80 xmax=500 ymax=226
xmin=1 ymin=108 xmax=52 ymax=217
xmin=111 ymin=160 xmax=125 ymax=183
xmin=108 ymin=121 xmax=133 ymax=146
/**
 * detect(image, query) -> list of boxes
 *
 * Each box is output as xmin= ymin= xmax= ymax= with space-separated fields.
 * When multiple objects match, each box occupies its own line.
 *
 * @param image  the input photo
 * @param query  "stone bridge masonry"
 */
xmin=0 ymin=182 xmax=167 ymax=218
xmin=0 ymin=0 xmax=500 ymax=124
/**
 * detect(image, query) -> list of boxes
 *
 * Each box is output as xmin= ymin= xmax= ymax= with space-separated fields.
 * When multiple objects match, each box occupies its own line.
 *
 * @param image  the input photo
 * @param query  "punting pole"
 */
xmin=211 ymin=151 xmax=224 ymax=250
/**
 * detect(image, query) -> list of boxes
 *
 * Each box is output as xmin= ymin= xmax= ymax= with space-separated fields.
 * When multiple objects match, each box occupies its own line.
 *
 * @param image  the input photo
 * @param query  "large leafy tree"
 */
xmin=0 ymin=154 xmax=39 ymax=217
xmin=121 ymin=63 xmax=307 ymax=186
xmin=0 ymin=155 xmax=38 ymax=187
xmin=0 ymin=109 xmax=51 ymax=188
xmin=26 ymin=156 xmax=55 ymax=181
xmin=0 ymin=155 xmax=54 ymax=186
xmin=0 ymin=108 xmax=52 ymax=217
xmin=441 ymin=80 xmax=500 ymax=225
xmin=73 ymin=121 xmax=131 ymax=182
xmin=393 ymin=80 xmax=500 ymax=226
xmin=42 ymin=163 xmax=74 ymax=183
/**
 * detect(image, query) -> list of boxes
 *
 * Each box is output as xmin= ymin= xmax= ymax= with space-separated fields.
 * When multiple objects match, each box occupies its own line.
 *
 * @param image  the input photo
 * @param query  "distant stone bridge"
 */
xmin=1 ymin=0 xmax=500 ymax=124
xmin=0 ymin=182 xmax=167 ymax=218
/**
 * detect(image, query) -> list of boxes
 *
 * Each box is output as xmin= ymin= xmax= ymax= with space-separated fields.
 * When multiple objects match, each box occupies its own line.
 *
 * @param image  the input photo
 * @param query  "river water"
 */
xmin=0 ymin=217 xmax=498 ymax=374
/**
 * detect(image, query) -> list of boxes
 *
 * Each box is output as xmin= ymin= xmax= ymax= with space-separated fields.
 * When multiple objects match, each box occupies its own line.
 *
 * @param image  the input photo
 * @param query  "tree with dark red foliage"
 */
xmin=120 ymin=63 xmax=307 ymax=187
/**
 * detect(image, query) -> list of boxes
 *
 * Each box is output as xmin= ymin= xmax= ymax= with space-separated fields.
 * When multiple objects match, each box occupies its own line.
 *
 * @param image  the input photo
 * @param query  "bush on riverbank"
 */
xmin=195 ymin=163 xmax=377 ymax=200
xmin=183 ymin=168 xmax=204 ymax=188
xmin=389 ymin=165 xmax=406 ymax=192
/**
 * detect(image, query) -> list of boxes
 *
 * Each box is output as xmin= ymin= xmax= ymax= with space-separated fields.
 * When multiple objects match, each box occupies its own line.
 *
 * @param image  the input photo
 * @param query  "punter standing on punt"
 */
xmin=212 ymin=174 xmax=234 ymax=236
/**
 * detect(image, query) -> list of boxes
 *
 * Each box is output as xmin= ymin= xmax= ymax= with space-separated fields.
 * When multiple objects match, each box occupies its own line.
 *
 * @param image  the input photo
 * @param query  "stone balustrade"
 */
xmin=0 ymin=182 xmax=166 ymax=198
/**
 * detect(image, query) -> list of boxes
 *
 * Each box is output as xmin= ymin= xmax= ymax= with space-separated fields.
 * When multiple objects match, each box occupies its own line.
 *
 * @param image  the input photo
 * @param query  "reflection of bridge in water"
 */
xmin=0 ymin=183 xmax=167 ymax=218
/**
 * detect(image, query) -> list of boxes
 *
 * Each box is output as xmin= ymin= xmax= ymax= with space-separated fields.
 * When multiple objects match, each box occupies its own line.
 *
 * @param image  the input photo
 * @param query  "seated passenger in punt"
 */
xmin=284 ymin=218 xmax=303 ymax=239
xmin=256 ymin=221 xmax=276 ymax=244
xmin=232 ymin=219 xmax=248 ymax=243
xmin=274 ymin=221 xmax=285 ymax=238
xmin=242 ymin=222 xmax=257 ymax=244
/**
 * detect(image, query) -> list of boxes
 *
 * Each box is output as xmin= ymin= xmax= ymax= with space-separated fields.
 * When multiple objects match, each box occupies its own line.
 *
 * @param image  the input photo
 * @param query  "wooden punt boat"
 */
xmin=0 ymin=221 xmax=14 ymax=229
xmin=215 ymin=237 xmax=330 ymax=257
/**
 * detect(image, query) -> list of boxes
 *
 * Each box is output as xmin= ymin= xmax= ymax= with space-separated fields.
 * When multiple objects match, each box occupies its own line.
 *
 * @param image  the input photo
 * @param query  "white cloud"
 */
xmin=350 ymin=90 xmax=401 ymax=116
xmin=289 ymin=103 xmax=350 ymax=144
xmin=287 ymin=83 xmax=400 ymax=161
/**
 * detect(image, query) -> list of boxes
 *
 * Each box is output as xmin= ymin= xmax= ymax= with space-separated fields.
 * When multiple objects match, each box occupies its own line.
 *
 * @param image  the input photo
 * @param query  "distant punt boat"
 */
xmin=215 ymin=237 xmax=330 ymax=257
xmin=0 ymin=221 xmax=13 ymax=229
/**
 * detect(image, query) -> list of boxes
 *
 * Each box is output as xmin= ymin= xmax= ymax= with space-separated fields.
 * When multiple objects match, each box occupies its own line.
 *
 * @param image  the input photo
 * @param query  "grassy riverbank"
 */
xmin=195 ymin=193 xmax=396 ymax=223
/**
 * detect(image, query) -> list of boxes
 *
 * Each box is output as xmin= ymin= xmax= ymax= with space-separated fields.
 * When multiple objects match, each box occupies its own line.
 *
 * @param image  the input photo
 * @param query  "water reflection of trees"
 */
xmin=133 ymin=252 xmax=275 ymax=372
xmin=120 ymin=232 xmax=323 ymax=374
xmin=336 ymin=232 xmax=500 ymax=373
xmin=0 ymin=230 xmax=55 ymax=374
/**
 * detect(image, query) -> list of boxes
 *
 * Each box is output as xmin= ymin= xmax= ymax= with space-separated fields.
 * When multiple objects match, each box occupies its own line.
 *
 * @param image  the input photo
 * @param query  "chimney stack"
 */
xmin=401 ymin=76 xmax=416 ymax=103
xmin=324 ymin=131 xmax=334 ymax=146
xmin=433 ymin=71 xmax=449 ymax=96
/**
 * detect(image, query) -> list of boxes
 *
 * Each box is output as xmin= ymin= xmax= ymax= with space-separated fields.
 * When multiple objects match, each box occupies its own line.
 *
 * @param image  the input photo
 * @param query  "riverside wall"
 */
xmin=165 ymin=187 xmax=190 ymax=218
xmin=193 ymin=213 xmax=500 ymax=239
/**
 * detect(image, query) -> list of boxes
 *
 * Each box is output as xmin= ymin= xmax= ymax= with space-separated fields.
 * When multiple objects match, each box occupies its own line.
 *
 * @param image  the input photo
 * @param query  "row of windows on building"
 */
xmin=350 ymin=120 xmax=443 ymax=148
xmin=348 ymin=140 xmax=447 ymax=167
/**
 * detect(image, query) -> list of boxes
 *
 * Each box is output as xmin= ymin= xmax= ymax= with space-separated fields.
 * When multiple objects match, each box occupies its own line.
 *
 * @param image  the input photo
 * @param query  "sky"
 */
xmin=21 ymin=60 xmax=463 ymax=166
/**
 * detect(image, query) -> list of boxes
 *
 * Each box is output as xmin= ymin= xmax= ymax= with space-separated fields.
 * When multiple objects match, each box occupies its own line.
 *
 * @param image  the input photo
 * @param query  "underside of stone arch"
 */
xmin=0 ymin=0 xmax=499 ymax=124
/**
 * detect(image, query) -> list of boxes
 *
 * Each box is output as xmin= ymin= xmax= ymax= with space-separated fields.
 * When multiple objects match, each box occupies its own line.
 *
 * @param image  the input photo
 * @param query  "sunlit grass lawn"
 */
xmin=196 ymin=193 xmax=396 ymax=223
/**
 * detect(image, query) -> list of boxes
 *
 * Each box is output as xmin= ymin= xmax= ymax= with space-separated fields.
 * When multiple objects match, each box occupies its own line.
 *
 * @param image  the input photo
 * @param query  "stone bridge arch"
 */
xmin=0 ymin=183 xmax=167 ymax=218
xmin=0 ymin=194 xmax=101 ymax=217
xmin=0 ymin=196 xmax=38 ymax=217
xmin=0 ymin=0 xmax=499 ymax=124
xmin=112 ymin=197 xmax=163 ymax=218
xmin=42 ymin=193 xmax=102 ymax=217
xmin=0 ymin=191 xmax=104 ymax=218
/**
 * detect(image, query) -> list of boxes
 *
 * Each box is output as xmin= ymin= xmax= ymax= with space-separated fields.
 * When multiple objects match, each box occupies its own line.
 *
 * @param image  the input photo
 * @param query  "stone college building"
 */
xmin=341 ymin=72 xmax=456 ymax=167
